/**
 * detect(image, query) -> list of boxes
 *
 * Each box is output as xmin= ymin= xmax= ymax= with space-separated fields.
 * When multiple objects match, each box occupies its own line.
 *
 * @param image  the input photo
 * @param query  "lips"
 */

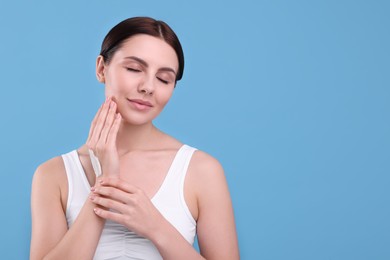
xmin=128 ymin=99 xmax=153 ymax=107
xmin=127 ymin=98 xmax=153 ymax=111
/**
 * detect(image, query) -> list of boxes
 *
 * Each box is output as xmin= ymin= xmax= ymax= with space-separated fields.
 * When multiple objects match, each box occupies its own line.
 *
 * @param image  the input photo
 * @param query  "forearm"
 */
xmin=41 ymin=199 xmax=104 ymax=260
xmin=151 ymin=221 xmax=205 ymax=260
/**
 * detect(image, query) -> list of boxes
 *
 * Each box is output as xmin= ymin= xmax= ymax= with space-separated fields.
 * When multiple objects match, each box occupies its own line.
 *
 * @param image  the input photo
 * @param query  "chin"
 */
xmin=120 ymin=113 xmax=155 ymax=126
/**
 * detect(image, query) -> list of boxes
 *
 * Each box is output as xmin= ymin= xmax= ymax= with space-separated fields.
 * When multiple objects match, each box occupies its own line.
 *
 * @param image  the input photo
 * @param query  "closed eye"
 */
xmin=126 ymin=67 xmax=141 ymax=72
xmin=157 ymin=77 xmax=169 ymax=84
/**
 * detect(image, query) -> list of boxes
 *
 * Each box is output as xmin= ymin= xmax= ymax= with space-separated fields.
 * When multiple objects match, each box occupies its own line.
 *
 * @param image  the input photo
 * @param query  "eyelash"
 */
xmin=126 ymin=67 xmax=170 ymax=84
xmin=126 ymin=67 xmax=141 ymax=72
xmin=158 ymin=78 xmax=169 ymax=84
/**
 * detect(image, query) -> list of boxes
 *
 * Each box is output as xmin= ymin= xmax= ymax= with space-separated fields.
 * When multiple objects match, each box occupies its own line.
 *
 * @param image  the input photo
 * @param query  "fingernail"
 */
xmin=94 ymin=208 xmax=99 ymax=214
xmin=89 ymin=195 xmax=95 ymax=200
xmin=91 ymin=186 xmax=95 ymax=191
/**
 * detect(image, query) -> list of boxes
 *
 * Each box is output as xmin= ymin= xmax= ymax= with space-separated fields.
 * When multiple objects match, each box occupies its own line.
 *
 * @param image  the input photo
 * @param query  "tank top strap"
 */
xmin=62 ymin=150 xmax=91 ymax=224
xmin=170 ymin=144 xmax=197 ymax=179
xmin=155 ymin=144 xmax=197 ymax=192
xmin=152 ymin=144 xmax=198 ymax=230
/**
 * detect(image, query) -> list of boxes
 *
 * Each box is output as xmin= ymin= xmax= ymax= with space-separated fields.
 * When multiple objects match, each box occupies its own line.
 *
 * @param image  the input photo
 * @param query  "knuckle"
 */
xmin=112 ymin=178 xmax=120 ymax=186
xmin=106 ymin=200 xmax=113 ymax=208
xmin=95 ymin=118 xmax=103 ymax=126
xmin=96 ymin=119 xmax=104 ymax=128
xmin=131 ymin=196 xmax=139 ymax=206
xmin=104 ymin=118 xmax=112 ymax=127
xmin=93 ymin=197 xmax=100 ymax=204
xmin=105 ymin=188 xmax=113 ymax=197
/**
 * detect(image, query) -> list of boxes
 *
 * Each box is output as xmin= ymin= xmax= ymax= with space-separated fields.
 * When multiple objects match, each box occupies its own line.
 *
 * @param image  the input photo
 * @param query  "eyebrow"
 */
xmin=124 ymin=56 xmax=177 ymax=76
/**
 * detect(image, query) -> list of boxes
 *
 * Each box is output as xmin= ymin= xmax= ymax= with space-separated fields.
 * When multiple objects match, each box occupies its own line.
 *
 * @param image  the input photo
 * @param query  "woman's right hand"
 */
xmin=86 ymin=97 xmax=122 ymax=179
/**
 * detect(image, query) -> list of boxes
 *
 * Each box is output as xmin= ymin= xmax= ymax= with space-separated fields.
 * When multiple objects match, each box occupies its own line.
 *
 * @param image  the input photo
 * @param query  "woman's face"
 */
xmin=96 ymin=34 xmax=179 ymax=125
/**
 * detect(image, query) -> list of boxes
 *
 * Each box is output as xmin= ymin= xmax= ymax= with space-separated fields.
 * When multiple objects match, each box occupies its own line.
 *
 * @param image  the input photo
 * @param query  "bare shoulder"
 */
xmin=187 ymin=149 xmax=227 ymax=198
xmin=33 ymin=156 xmax=66 ymax=185
xmin=189 ymin=149 xmax=225 ymax=179
xmin=32 ymin=156 xmax=68 ymax=210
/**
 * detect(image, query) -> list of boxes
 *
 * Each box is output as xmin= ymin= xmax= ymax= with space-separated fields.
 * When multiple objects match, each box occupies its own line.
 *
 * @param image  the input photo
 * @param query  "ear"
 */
xmin=96 ymin=55 xmax=106 ymax=83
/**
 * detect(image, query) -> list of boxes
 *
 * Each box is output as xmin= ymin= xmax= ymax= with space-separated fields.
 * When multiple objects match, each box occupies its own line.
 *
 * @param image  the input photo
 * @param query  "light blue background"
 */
xmin=1 ymin=0 xmax=389 ymax=259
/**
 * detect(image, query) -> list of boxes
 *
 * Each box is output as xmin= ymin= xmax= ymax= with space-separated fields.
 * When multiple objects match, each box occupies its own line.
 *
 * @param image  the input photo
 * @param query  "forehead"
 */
xmin=113 ymin=34 xmax=179 ymax=70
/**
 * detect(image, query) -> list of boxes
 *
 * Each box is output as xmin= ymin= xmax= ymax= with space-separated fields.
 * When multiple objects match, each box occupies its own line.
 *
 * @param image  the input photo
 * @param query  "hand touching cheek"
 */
xmin=86 ymin=98 xmax=122 ymax=179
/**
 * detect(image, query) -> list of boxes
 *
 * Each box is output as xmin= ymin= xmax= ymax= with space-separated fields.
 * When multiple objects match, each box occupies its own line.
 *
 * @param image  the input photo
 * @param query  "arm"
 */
xmin=30 ymin=98 xmax=122 ymax=259
xmin=30 ymin=158 xmax=105 ymax=260
xmin=191 ymin=152 xmax=239 ymax=259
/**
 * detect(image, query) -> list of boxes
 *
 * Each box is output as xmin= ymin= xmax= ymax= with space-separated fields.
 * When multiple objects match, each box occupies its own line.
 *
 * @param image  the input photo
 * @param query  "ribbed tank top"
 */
xmin=61 ymin=145 xmax=197 ymax=260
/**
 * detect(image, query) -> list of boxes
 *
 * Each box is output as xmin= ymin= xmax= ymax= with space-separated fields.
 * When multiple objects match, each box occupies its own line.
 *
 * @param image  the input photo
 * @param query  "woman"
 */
xmin=30 ymin=17 xmax=239 ymax=260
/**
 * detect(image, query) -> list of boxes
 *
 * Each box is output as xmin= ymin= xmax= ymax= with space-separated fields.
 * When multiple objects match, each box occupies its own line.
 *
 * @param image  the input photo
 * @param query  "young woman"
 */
xmin=30 ymin=17 xmax=239 ymax=260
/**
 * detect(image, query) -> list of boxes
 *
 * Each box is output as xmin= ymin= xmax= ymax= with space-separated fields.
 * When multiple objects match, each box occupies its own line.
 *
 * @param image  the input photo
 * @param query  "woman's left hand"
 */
xmin=89 ymin=178 xmax=165 ymax=240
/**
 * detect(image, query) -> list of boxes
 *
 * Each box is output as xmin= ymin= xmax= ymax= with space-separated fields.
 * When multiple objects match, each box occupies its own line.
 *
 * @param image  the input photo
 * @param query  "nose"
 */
xmin=137 ymin=75 xmax=154 ymax=96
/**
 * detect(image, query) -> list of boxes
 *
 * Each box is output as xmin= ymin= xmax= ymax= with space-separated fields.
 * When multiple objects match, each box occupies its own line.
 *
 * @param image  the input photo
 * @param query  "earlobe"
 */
xmin=96 ymin=55 xmax=106 ymax=83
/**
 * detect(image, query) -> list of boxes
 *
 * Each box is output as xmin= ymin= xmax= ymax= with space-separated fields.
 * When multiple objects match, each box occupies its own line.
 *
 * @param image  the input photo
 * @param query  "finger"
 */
xmin=90 ymin=195 xmax=127 ymax=213
xmin=97 ymin=100 xmax=117 ymax=146
xmin=99 ymin=178 xmax=140 ymax=194
xmin=93 ymin=207 xmax=127 ymax=225
xmin=87 ymin=97 xmax=110 ymax=143
xmin=86 ymin=99 xmax=107 ymax=144
xmin=92 ymin=186 xmax=129 ymax=204
xmin=106 ymin=113 xmax=122 ymax=146
xmin=88 ymin=98 xmax=111 ymax=148
xmin=88 ymin=98 xmax=110 ymax=147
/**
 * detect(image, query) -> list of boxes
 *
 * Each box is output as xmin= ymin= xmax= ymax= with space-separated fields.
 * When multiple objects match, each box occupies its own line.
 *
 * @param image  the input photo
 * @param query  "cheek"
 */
xmin=105 ymin=72 xmax=131 ymax=95
xmin=156 ymin=89 xmax=174 ymax=106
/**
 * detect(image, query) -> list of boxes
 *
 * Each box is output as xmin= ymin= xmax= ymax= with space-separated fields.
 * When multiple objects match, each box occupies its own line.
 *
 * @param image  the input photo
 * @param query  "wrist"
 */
xmin=149 ymin=219 xmax=175 ymax=249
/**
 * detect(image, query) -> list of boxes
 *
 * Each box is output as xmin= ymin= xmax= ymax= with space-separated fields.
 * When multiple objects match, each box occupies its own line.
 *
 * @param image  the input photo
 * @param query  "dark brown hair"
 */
xmin=100 ymin=17 xmax=184 ymax=81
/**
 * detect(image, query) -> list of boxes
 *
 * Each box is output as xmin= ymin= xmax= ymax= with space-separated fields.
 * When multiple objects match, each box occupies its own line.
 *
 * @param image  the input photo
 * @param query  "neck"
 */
xmin=116 ymin=121 xmax=159 ymax=155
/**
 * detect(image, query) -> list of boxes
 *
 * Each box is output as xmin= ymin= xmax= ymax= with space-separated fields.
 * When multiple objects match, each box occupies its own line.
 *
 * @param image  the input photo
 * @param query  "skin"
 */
xmin=30 ymin=34 xmax=239 ymax=259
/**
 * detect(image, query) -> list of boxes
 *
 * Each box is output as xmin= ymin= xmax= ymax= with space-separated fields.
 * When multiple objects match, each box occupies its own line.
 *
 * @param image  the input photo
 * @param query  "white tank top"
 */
xmin=62 ymin=145 xmax=197 ymax=260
